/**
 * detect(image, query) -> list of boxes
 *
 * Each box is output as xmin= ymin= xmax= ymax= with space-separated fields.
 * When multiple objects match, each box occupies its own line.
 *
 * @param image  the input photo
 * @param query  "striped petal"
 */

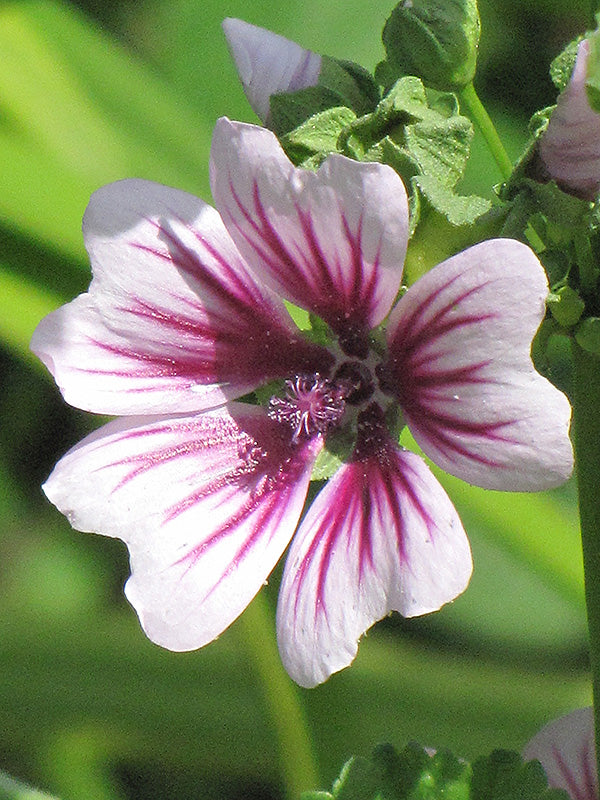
xmin=211 ymin=118 xmax=409 ymax=355
xmin=31 ymin=179 xmax=329 ymax=415
xmin=540 ymin=39 xmax=600 ymax=201
xmin=223 ymin=18 xmax=321 ymax=123
xmin=523 ymin=708 xmax=598 ymax=800
xmin=277 ymin=409 xmax=471 ymax=687
xmin=43 ymin=404 xmax=321 ymax=651
xmin=385 ymin=239 xmax=573 ymax=491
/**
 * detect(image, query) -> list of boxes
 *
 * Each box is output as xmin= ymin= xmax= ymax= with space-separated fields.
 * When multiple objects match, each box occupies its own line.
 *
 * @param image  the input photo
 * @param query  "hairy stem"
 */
xmin=572 ymin=340 xmax=600 ymax=782
xmin=240 ymin=592 xmax=320 ymax=797
xmin=458 ymin=83 xmax=513 ymax=182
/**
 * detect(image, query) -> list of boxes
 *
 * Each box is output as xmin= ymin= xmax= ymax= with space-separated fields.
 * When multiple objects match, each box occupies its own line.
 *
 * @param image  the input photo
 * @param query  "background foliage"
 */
xmin=0 ymin=0 xmax=593 ymax=797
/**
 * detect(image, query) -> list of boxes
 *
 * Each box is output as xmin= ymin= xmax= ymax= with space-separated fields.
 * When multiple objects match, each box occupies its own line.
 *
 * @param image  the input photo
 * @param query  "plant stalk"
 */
xmin=458 ymin=82 xmax=513 ymax=182
xmin=572 ymin=340 xmax=600 ymax=782
xmin=240 ymin=591 xmax=320 ymax=798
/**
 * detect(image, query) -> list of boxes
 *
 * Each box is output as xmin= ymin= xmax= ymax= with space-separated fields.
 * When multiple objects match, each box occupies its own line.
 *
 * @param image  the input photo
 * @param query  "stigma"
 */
xmin=268 ymin=374 xmax=348 ymax=442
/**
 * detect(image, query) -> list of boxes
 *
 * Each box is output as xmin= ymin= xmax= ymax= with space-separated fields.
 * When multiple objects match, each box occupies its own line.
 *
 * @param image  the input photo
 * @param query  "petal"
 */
xmin=210 ymin=118 xmax=409 ymax=354
xmin=31 ymin=179 xmax=330 ymax=415
xmin=385 ymin=239 xmax=573 ymax=491
xmin=222 ymin=18 xmax=321 ymax=123
xmin=277 ymin=414 xmax=471 ymax=687
xmin=523 ymin=708 xmax=597 ymax=800
xmin=43 ymin=403 xmax=322 ymax=651
xmin=540 ymin=40 xmax=600 ymax=201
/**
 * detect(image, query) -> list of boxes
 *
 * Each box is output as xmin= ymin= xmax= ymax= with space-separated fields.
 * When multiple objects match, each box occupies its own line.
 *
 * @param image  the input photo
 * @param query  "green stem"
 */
xmin=457 ymin=82 xmax=550 ymax=253
xmin=457 ymin=82 xmax=513 ymax=182
xmin=239 ymin=592 xmax=320 ymax=798
xmin=572 ymin=340 xmax=600 ymax=781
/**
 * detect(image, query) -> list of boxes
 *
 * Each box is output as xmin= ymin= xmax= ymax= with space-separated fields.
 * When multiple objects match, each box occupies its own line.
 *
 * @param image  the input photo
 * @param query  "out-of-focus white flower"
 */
xmin=524 ymin=708 xmax=598 ymax=799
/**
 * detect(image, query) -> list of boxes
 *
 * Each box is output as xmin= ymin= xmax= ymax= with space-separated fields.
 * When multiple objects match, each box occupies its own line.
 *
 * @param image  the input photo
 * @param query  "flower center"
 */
xmin=268 ymin=374 xmax=348 ymax=442
xmin=333 ymin=360 xmax=375 ymax=405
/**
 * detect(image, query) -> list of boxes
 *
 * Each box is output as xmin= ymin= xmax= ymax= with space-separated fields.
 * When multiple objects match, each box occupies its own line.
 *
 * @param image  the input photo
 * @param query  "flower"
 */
xmin=32 ymin=118 xmax=573 ymax=688
xmin=222 ymin=18 xmax=321 ymax=123
xmin=539 ymin=39 xmax=600 ymax=201
xmin=523 ymin=708 xmax=598 ymax=799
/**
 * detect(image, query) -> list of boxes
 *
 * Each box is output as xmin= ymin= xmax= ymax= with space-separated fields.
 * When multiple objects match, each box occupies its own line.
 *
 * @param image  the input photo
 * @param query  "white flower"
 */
xmin=32 ymin=119 xmax=573 ymax=687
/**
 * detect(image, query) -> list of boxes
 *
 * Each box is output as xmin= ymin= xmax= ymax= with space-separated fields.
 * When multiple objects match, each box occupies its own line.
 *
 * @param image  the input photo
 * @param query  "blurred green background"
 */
xmin=0 ymin=0 xmax=594 ymax=797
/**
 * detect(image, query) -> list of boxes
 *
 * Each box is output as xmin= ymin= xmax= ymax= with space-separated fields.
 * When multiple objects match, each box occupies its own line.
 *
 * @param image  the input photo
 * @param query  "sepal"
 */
xmin=584 ymin=26 xmax=600 ymax=112
xmin=270 ymin=57 xmax=379 ymax=137
xmin=550 ymin=38 xmax=580 ymax=92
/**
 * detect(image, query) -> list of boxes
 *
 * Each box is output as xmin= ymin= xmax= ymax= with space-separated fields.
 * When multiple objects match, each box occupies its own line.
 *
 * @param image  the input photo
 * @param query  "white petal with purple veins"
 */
xmin=540 ymin=40 xmax=600 ymax=201
xmin=223 ymin=18 xmax=321 ymax=123
xmin=385 ymin=239 xmax=573 ymax=491
xmin=276 ymin=430 xmax=471 ymax=688
xmin=211 ymin=119 xmax=409 ymax=353
xmin=43 ymin=404 xmax=322 ymax=651
xmin=523 ymin=708 xmax=598 ymax=800
xmin=31 ymin=179 xmax=329 ymax=415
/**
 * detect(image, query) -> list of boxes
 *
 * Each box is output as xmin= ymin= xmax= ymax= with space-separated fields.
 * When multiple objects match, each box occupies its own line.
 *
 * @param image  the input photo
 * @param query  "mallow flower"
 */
xmin=539 ymin=38 xmax=600 ymax=201
xmin=32 ymin=118 xmax=573 ymax=688
xmin=222 ymin=18 xmax=321 ymax=123
xmin=523 ymin=708 xmax=598 ymax=799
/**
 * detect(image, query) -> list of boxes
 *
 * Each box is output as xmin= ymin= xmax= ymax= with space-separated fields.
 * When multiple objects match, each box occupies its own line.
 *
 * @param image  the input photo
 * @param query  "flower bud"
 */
xmin=381 ymin=0 xmax=480 ymax=92
xmin=539 ymin=38 xmax=600 ymax=201
xmin=222 ymin=18 xmax=321 ymax=124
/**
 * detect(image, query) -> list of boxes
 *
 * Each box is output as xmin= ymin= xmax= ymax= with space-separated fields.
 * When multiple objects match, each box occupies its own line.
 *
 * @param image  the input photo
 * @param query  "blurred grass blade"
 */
xmin=0 ymin=0 xmax=213 ymax=260
xmin=439 ymin=471 xmax=583 ymax=608
xmin=0 ymin=264 xmax=63 ymax=366
xmin=400 ymin=430 xmax=584 ymax=612
xmin=0 ymin=771 xmax=61 ymax=800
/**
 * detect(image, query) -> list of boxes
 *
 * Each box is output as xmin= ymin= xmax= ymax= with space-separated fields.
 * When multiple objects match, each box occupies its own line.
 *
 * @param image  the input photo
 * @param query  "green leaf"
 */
xmin=380 ymin=0 xmax=480 ymax=92
xmin=547 ymin=286 xmax=585 ymax=327
xmin=403 ymin=176 xmax=495 ymax=283
xmin=575 ymin=316 xmax=600 ymax=354
xmin=414 ymin=175 xmax=490 ymax=226
xmin=471 ymin=751 xmax=569 ymax=800
xmin=304 ymin=746 xmax=569 ymax=800
xmin=402 ymin=116 xmax=473 ymax=189
xmin=271 ymin=87 xmax=357 ymax=139
xmin=340 ymin=77 xmax=474 ymax=191
xmin=278 ymin=106 xmax=357 ymax=165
